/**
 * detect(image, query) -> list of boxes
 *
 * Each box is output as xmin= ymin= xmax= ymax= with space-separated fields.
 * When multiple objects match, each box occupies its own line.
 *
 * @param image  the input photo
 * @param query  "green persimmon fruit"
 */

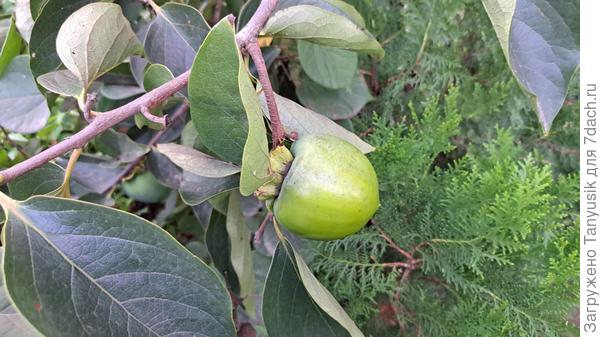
xmin=122 ymin=171 xmax=171 ymax=203
xmin=273 ymin=134 xmax=379 ymax=240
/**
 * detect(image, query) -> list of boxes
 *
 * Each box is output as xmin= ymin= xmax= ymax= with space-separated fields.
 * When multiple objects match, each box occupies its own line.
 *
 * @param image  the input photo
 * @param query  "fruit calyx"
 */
xmin=255 ymin=145 xmax=294 ymax=202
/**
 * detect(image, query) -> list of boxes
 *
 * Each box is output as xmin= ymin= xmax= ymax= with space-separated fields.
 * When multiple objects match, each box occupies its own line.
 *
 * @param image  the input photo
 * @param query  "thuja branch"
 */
xmin=0 ymin=0 xmax=280 ymax=185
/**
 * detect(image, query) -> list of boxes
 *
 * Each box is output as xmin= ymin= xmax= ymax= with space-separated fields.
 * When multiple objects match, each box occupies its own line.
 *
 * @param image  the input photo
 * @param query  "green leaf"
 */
xmin=95 ymin=129 xmax=150 ymax=163
xmin=156 ymin=143 xmax=241 ymax=178
xmin=0 ymin=193 xmax=236 ymax=336
xmin=260 ymin=92 xmax=374 ymax=153
xmin=144 ymin=2 xmax=210 ymax=77
xmin=0 ymin=55 xmax=50 ymax=134
xmin=7 ymin=163 xmax=64 ymax=200
xmin=482 ymin=0 xmax=579 ymax=132
xmin=36 ymin=69 xmax=83 ymax=97
xmin=99 ymin=84 xmax=145 ymax=100
xmin=0 ymin=248 xmax=43 ymax=337
xmin=275 ymin=0 xmax=366 ymax=28
xmin=179 ymin=172 xmax=240 ymax=206
xmin=297 ymin=40 xmax=358 ymax=89
xmin=238 ymin=58 xmax=271 ymax=196
xmin=205 ymin=208 xmax=240 ymax=294
xmin=14 ymin=0 xmax=34 ymax=43
xmin=56 ymin=2 xmax=142 ymax=89
xmin=297 ymin=71 xmax=372 ymax=120
xmin=263 ymin=5 xmax=384 ymax=59
xmin=143 ymin=63 xmax=175 ymax=91
xmin=29 ymin=0 xmax=95 ymax=80
xmin=263 ymin=239 xmax=364 ymax=337
xmin=0 ymin=17 xmax=22 ymax=75
xmin=225 ymin=191 xmax=256 ymax=316
xmin=189 ymin=18 xmax=271 ymax=195
xmin=189 ymin=19 xmax=247 ymax=164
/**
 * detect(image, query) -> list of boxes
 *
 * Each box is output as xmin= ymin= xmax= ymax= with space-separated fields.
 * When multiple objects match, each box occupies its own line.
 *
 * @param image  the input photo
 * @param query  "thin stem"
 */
xmin=59 ymin=148 xmax=82 ymax=198
xmin=0 ymin=0 xmax=279 ymax=185
xmin=246 ymin=41 xmax=284 ymax=148
xmin=141 ymin=106 xmax=168 ymax=128
xmin=254 ymin=212 xmax=273 ymax=244
xmin=83 ymin=93 xmax=97 ymax=123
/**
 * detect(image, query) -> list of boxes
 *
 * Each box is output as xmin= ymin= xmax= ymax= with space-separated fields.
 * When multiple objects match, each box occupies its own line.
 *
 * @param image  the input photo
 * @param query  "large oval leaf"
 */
xmin=296 ymin=71 xmax=373 ymax=120
xmin=297 ymin=40 xmax=358 ymax=89
xmin=260 ymin=92 xmax=374 ymax=153
xmin=29 ymin=0 xmax=95 ymax=80
xmin=263 ymin=239 xmax=364 ymax=337
xmin=0 ymin=193 xmax=236 ymax=337
xmin=56 ymin=2 xmax=142 ymax=89
xmin=482 ymin=0 xmax=579 ymax=132
xmin=179 ymin=171 xmax=240 ymax=206
xmin=263 ymin=5 xmax=384 ymax=58
xmin=144 ymin=2 xmax=210 ymax=77
xmin=189 ymin=18 xmax=270 ymax=195
xmin=0 ymin=55 xmax=50 ymax=133
xmin=275 ymin=0 xmax=365 ymax=28
xmin=36 ymin=69 xmax=83 ymax=97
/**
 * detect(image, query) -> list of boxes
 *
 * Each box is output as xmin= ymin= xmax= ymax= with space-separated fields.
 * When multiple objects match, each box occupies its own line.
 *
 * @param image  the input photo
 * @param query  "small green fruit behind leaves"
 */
xmin=0 ymin=193 xmax=236 ymax=337
xmin=121 ymin=171 xmax=171 ymax=203
xmin=263 ymin=239 xmax=364 ymax=337
xmin=55 ymin=2 xmax=142 ymax=90
xmin=189 ymin=18 xmax=271 ymax=196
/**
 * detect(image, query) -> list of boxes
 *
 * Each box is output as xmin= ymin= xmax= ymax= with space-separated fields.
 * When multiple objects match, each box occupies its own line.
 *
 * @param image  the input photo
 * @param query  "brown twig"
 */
xmin=246 ymin=41 xmax=284 ymax=148
xmin=210 ymin=0 xmax=223 ymax=26
xmin=82 ymin=93 xmax=97 ymax=123
xmin=0 ymin=0 xmax=280 ymax=185
xmin=254 ymin=212 xmax=273 ymax=244
xmin=140 ymin=106 xmax=168 ymax=128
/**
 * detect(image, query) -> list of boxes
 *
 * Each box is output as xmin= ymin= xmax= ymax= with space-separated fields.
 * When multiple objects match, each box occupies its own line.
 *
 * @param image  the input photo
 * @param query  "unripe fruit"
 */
xmin=273 ymin=134 xmax=379 ymax=240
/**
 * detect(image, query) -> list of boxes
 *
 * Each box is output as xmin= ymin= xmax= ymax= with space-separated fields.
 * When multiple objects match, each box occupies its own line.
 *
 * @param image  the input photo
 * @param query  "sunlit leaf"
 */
xmin=263 ymin=5 xmax=384 ymax=58
xmin=14 ymin=0 xmax=34 ymax=43
xmin=56 ymin=2 xmax=142 ymax=89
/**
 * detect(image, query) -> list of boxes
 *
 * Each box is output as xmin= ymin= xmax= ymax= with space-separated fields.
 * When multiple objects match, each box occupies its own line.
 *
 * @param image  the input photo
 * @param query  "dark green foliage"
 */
xmin=311 ymin=89 xmax=579 ymax=336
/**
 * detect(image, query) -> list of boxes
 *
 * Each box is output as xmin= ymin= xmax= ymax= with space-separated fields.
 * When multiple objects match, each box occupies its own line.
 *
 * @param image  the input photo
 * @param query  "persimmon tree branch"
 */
xmin=0 ymin=0 xmax=280 ymax=185
xmin=246 ymin=41 xmax=284 ymax=147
